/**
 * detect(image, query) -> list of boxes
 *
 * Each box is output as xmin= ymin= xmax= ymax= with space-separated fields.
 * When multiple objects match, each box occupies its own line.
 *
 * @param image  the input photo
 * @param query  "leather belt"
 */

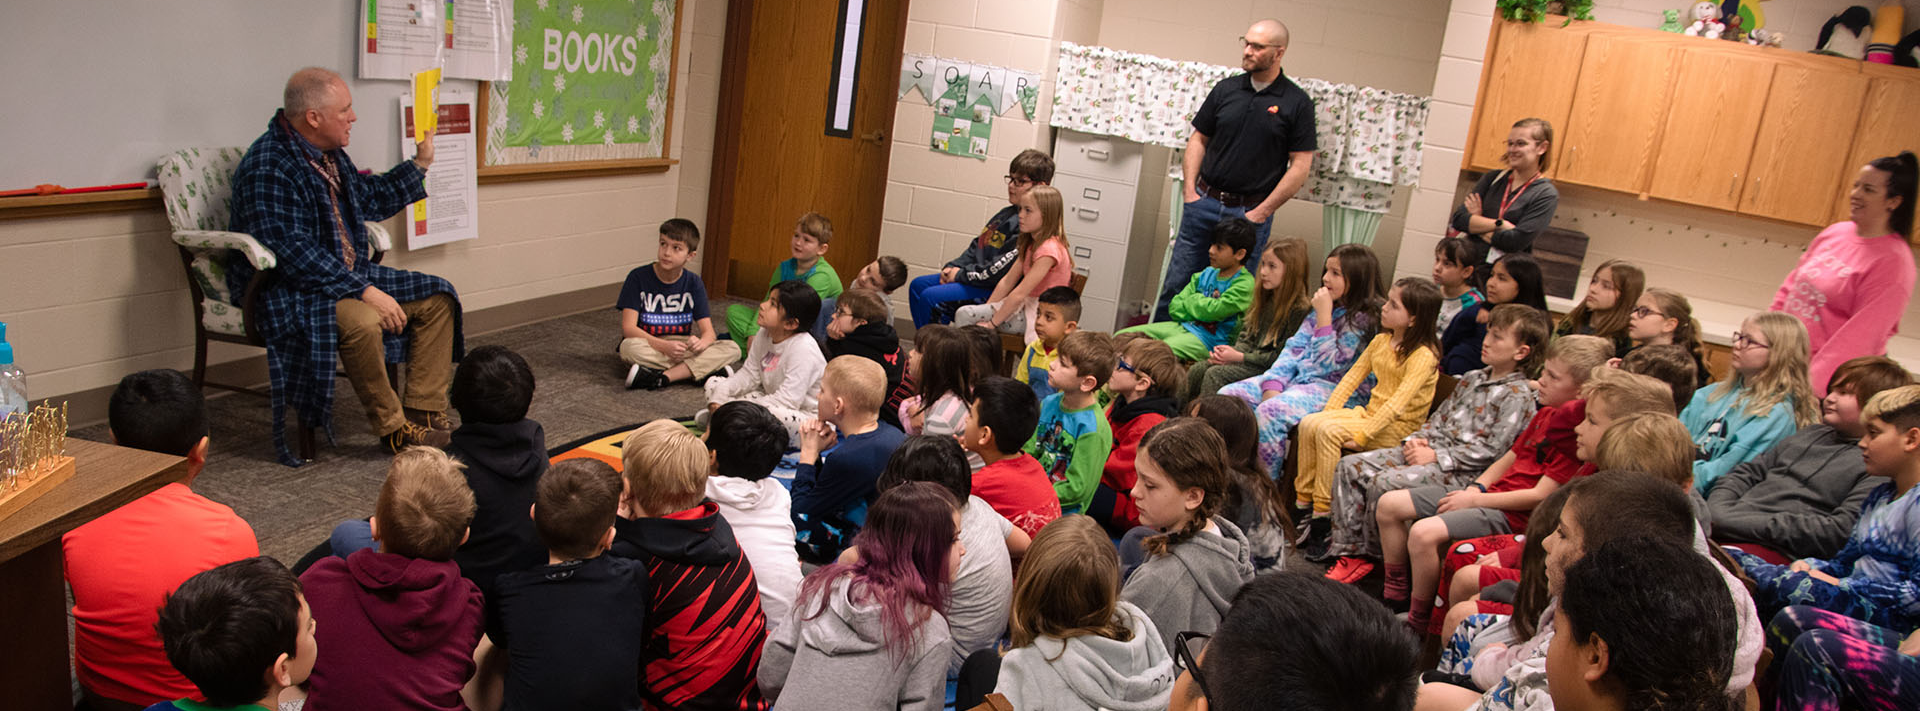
xmin=1196 ymin=179 xmax=1264 ymax=208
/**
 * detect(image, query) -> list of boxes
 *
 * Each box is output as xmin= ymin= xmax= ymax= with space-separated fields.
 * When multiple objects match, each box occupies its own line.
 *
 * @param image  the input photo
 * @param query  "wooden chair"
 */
xmin=157 ymin=148 xmax=397 ymax=461
xmin=999 ymin=272 xmax=1089 ymax=374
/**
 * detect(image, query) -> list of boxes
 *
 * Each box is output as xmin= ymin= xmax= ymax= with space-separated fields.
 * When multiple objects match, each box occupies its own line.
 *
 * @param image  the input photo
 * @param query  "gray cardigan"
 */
xmin=1118 ymin=516 xmax=1256 ymax=654
xmin=1448 ymin=169 xmax=1559 ymax=259
xmin=757 ymin=574 xmax=951 ymax=711
xmin=1705 ymin=423 xmax=1877 ymax=560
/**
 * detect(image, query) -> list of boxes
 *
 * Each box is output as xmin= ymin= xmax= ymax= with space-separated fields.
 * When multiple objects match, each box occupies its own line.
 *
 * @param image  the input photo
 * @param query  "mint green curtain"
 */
xmin=1323 ymin=204 xmax=1383 ymax=252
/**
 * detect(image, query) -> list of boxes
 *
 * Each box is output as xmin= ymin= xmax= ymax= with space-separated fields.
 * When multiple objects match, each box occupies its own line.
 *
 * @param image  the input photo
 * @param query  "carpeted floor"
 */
xmin=70 ymin=307 xmax=722 ymax=565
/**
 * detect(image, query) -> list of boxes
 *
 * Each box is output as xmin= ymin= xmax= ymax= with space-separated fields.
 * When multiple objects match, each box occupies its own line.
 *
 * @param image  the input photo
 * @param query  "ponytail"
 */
xmin=1868 ymin=151 xmax=1918 ymax=238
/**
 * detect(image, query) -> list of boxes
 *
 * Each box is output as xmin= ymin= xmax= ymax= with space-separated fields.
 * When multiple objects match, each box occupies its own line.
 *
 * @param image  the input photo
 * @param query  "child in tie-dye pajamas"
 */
xmin=1218 ymin=244 xmax=1385 ymax=478
xmin=1764 ymin=606 xmax=1920 ymax=711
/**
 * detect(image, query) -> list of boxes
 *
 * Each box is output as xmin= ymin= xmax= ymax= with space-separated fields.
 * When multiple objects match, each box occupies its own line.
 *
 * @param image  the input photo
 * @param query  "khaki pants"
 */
xmin=620 ymin=335 xmax=741 ymax=379
xmin=336 ymin=293 xmax=456 ymax=435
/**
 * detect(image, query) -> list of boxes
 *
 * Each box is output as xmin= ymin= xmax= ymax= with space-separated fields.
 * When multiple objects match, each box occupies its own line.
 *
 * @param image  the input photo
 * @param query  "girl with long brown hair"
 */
xmin=1117 ymin=418 xmax=1255 ymax=654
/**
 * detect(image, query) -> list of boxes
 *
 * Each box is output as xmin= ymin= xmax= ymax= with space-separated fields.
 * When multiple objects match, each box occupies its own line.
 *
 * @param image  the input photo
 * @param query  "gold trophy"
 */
xmin=0 ymin=401 xmax=72 ymax=520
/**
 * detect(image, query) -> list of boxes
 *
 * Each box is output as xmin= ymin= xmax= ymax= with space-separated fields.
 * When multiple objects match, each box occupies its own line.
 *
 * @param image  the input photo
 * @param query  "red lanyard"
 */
xmin=1497 ymin=172 xmax=1539 ymax=221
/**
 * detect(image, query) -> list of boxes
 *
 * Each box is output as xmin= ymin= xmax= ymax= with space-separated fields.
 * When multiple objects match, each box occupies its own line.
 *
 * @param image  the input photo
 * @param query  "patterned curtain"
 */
xmin=1052 ymin=42 xmax=1430 ymax=216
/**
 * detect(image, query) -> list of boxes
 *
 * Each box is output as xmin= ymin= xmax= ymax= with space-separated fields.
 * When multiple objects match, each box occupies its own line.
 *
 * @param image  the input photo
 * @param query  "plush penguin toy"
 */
xmin=1815 ymin=6 xmax=1874 ymax=59
xmin=1898 ymin=29 xmax=1920 ymax=67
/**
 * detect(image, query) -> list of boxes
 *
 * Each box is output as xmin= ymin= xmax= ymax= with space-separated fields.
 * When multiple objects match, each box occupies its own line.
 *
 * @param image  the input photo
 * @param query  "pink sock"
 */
xmin=1382 ymin=563 xmax=1410 ymax=601
xmin=1408 ymin=596 xmax=1434 ymax=632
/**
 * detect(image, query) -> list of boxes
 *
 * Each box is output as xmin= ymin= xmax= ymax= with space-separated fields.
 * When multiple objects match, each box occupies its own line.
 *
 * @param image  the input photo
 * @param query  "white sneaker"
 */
xmin=625 ymin=364 xmax=642 ymax=388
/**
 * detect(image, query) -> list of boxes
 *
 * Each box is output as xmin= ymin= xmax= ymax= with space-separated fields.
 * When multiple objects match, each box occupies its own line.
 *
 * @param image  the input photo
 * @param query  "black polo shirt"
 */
xmin=1191 ymin=72 xmax=1318 ymax=197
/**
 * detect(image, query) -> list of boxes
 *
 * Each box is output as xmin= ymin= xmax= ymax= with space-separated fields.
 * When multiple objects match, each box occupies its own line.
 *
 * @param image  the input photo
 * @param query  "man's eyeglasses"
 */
xmin=1003 ymin=175 xmax=1034 ymax=187
xmin=1630 ymin=305 xmax=1665 ymax=319
xmin=1174 ymin=631 xmax=1211 ymax=700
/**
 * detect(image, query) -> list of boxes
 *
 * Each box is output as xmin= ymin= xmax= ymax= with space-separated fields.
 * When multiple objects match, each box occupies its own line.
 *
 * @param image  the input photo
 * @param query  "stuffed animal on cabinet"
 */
xmin=1659 ymin=9 xmax=1685 ymax=32
xmin=1684 ymin=1 xmax=1726 ymax=39
xmin=1815 ymin=5 xmax=1874 ymax=59
xmin=1897 ymin=29 xmax=1920 ymax=67
xmin=1865 ymin=2 xmax=1906 ymax=64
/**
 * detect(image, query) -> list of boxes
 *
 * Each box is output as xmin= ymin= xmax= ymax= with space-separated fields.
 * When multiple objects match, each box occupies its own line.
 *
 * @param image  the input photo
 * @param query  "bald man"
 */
xmin=229 ymin=67 xmax=465 ymax=464
xmin=1154 ymin=19 xmax=1317 ymax=323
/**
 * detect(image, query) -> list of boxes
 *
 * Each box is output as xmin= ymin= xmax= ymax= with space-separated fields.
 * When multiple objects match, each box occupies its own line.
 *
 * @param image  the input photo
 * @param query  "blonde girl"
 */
xmin=1119 ymin=418 xmax=1255 ymax=653
xmin=1184 ymin=237 xmax=1313 ymax=402
xmin=1625 ymin=287 xmax=1709 ymax=386
xmin=956 ymin=186 xmax=1073 ymax=342
xmin=1554 ymin=259 xmax=1644 ymax=356
xmin=1679 ymin=311 xmax=1819 ymax=493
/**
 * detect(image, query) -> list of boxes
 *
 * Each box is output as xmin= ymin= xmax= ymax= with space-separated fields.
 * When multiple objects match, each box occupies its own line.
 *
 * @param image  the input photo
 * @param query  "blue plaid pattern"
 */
xmin=228 ymin=111 xmax=463 ymax=465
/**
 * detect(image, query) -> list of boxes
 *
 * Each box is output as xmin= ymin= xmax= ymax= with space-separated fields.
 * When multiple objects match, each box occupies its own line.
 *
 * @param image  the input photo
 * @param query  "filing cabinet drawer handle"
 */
xmin=1086 ymin=148 xmax=1110 ymax=161
xmin=1074 ymin=206 xmax=1100 ymax=220
xmin=1082 ymin=187 xmax=1102 ymax=200
xmin=1073 ymin=246 xmax=1094 ymax=258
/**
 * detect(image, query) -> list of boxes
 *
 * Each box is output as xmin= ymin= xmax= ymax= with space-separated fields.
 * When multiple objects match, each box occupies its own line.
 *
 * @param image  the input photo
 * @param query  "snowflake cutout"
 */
xmin=571 ymin=4 xmax=584 ymax=23
xmin=514 ymin=44 xmax=528 ymax=65
xmin=532 ymin=99 xmax=545 ymax=118
xmin=603 ymin=129 xmax=615 ymax=145
xmin=626 ymin=115 xmax=639 ymax=133
xmin=553 ymin=74 xmax=566 ymax=93
xmin=592 ymin=109 xmax=606 ymax=128
xmin=561 ymin=123 xmax=575 ymax=142
xmin=536 ymin=0 xmax=548 ymax=9
xmin=635 ymin=23 xmax=649 ymax=41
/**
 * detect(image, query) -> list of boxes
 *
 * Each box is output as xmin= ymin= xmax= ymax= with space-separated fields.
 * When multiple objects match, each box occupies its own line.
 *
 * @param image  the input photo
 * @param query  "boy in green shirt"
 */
xmin=1026 ymin=330 xmax=1117 ymax=514
xmin=1117 ymin=217 xmax=1256 ymax=361
xmin=723 ymin=212 xmax=842 ymax=350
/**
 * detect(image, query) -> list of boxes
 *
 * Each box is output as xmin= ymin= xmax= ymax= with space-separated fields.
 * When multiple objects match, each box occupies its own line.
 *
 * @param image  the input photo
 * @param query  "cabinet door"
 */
xmin=1738 ymin=65 xmax=1870 ymax=225
xmin=1830 ymin=75 xmax=1920 ymax=224
xmin=1467 ymin=20 xmax=1587 ymax=174
xmin=1555 ymin=34 xmax=1680 ymax=193
xmin=1646 ymin=50 xmax=1772 ymax=211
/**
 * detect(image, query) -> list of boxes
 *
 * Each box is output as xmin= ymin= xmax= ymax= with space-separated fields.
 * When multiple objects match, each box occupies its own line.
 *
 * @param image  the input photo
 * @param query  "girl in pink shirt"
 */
xmin=956 ymin=186 xmax=1074 ymax=343
xmin=1773 ymin=153 xmax=1918 ymax=395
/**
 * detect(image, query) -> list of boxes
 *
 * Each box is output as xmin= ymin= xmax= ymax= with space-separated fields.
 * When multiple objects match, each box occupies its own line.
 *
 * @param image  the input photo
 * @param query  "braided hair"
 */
xmin=1139 ymin=418 xmax=1235 ymax=558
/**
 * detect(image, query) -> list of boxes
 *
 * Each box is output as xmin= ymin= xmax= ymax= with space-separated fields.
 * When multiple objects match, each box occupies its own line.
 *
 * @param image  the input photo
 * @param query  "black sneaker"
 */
xmin=625 ymin=365 xmax=666 ymax=390
xmin=1299 ymin=516 xmax=1333 ymax=561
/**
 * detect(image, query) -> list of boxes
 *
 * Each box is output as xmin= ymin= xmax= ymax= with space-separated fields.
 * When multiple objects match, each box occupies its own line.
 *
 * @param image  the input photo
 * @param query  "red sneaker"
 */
xmin=1324 ymin=557 xmax=1375 ymax=584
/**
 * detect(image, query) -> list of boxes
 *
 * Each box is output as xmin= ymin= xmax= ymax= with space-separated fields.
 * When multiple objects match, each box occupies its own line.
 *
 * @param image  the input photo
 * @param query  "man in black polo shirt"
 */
xmin=1154 ymin=19 xmax=1317 ymax=323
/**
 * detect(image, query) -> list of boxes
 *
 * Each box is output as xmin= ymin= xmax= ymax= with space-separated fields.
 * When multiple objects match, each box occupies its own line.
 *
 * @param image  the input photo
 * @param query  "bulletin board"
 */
xmin=478 ymin=0 xmax=683 ymax=178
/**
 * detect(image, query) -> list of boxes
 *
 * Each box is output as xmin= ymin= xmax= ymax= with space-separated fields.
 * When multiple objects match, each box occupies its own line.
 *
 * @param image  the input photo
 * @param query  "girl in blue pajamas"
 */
xmin=1219 ymin=244 xmax=1383 ymax=477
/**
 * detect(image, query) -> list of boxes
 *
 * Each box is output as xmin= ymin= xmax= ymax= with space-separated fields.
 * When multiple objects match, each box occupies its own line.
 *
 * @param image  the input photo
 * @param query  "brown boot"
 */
xmin=405 ymin=408 xmax=456 ymax=431
xmin=383 ymin=421 xmax=452 ymax=452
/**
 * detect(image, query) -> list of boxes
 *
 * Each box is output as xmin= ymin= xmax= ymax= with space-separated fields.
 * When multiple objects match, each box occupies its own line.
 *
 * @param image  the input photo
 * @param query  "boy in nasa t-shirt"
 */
xmin=617 ymin=219 xmax=742 ymax=390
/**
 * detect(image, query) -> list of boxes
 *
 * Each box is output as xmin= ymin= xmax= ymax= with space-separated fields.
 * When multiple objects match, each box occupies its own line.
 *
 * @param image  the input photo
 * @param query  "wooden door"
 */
xmin=1645 ymin=49 xmax=1772 ymax=211
xmin=705 ymin=0 xmax=908 ymax=298
xmin=1555 ymin=32 xmax=1679 ymax=193
xmin=1739 ymin=64 xmax=1869 ymax=225
xmin=1466 ymin=18 xmax=1587 ymax=174
xmin=1831 ymin=70 xmax=1920 ymax=224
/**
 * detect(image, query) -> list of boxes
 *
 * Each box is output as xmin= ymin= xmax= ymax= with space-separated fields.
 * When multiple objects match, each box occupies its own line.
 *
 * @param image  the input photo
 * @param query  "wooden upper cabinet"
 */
xmin=1739 ymin=62 xmax=1870 ymax=225
xmin=1555 ymin=32 xmax=1681 ymax=193
xmin=1467 ymin=19 xmax=1586 ymax=174
xmin=1645 ymin=49 xmax=1773 ymax=211
xmin=1830 ymin=70 xmax=1920 ymax=224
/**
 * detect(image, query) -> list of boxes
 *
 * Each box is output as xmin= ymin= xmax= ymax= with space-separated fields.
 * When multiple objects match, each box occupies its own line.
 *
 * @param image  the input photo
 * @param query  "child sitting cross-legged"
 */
xmin=1183 ymin=236 xmax=1312 ymax=402
xmin=490 ymin=459 xmax=648 ymax=711
xmin=1014 ymin=286 xmax=1081 ymax=400
xmin=1294 ymin=277 xmax=1446 ymax=554
xmin=300 ymin=447 xmax=484 ymax=710
xmin=1728 ymin=384 xmax=1920 ymax=633
xmin=610 ymin=419 xmax=770 ymax=710
xmin=150 ymin=557 xmax=315 ymax=711
xmin=443 ymin=346 xmax=548 ymax=635
xmin=874 ymin=435 xmax=1027 ymax=673
xmin=702 ymin=279 xmax=826 ymax=443
xmin=618 ymin=218 xmax=742 ymax=390
xmin=825 ymin=288 xmax=904 ymax=411
xmin=1120 ymin=418 xmax=1256 ymax=653
xmin=1116 ymin=217 xmax=1257 ymax=361
xmin=814 ymin=256 xmax=909 ymax=341
xmin=793 ymin=356 xmax=907 ymax=564
xmin=704 ymin=401 xmax=805 ymax=630
xmin=1316 ymin=304 xmax=1554 ymax=574
xmin=1681 ymin=310 xmax=1820 ymax=493
xmin=960 ymin=375 xmax=1062 ymax=537
xmin=1029 ymin=330 xmax=1118 ymax=515
xmin=1088 ymin=336 xmax=1184 ymax=537
xmin=757 ymin=482 xmax=962 ymax=711
xmin=723 ymin=212 xmax=841 ymax=350
xmin=1187 ymin=394 xmax=1293 ymax=572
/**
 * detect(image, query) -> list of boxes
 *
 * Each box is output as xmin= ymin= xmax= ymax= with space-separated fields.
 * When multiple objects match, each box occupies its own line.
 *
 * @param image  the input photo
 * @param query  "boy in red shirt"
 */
xmin=1088 ymin=336 xmax=1183 ymax=537
xmin=62 ymin=369 xmax=259 ymax=710
xmin=960 ymin=376 xmax=1061 ymax=538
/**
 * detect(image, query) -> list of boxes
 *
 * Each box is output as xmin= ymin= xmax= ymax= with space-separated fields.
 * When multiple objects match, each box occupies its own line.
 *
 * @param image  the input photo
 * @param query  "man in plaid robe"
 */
xmin=229 ymin=67 xmax=463 ymax=465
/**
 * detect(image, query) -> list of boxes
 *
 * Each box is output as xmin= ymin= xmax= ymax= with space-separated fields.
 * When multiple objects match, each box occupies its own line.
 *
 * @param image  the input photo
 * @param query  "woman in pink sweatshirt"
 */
xmin=1773 ymin=152 xmax=1918 ymax=396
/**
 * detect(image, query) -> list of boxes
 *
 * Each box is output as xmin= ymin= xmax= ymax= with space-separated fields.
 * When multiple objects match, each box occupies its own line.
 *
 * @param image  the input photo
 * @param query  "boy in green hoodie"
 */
xmin=1117 ymin=217 xmax=1256 ymax=361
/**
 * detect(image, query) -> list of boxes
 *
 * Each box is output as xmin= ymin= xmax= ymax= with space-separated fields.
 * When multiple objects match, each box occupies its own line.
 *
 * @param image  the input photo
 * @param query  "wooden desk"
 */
xmin=0 ymin=438 xmax=190 ymax=711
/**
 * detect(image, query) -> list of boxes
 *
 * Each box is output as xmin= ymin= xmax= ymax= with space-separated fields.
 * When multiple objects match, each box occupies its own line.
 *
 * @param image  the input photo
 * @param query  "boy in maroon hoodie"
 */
xmin=300 ymin=447 xmax=485 ymax=711
xmin=610 ymin=420 xmax=770 ymax=711
xmin=1088 ymin=336 xmax=1184 ymax=537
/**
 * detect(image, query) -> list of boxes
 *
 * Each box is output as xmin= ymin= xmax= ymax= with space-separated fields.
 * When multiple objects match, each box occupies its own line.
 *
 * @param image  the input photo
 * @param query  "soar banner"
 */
xmin=900 ymin=53 xmax=1040 ymax=121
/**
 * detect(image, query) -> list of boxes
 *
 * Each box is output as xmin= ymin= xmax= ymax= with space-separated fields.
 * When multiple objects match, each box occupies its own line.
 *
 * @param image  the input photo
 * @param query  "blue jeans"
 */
xmin=329 ymin=519 xmax=376 ymax=558
xmin=1154 ymin=194 xmax=1271 ymax=322
xmin=907 ymin=273 xmax=993 ymax=328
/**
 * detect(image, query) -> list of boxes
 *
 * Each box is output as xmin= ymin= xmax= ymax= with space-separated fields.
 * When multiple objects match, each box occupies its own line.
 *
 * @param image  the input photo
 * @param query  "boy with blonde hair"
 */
xmin=300 ymin=447 xmax=484 ymax=710
xmin=725 ymin=212 xmax=842 ymax=350
xmin=1029 ymin=330 xmax=1117 ymax=514
xmin=792 ymin=356 xmax=907 ymax=563
xmin=610 ymin=419 xmax=769 ymax=710
xmin=620 ymin=218 xmax=742 ymax=390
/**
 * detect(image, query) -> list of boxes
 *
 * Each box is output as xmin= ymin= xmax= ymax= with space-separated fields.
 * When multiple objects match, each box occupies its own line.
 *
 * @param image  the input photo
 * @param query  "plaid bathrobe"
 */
xmin=228 ymin=111 xmax=463 ymax=465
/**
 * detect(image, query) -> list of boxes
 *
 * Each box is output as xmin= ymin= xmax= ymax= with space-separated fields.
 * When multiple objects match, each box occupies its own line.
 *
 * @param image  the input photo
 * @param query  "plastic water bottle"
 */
xmin=0 ymin=322 xmax=25 ymax=422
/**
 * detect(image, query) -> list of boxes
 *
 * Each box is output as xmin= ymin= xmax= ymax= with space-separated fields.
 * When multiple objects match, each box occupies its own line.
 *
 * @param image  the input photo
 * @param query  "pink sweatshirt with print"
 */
xmin=1771 ymin=221 xmax=1915 ymax=396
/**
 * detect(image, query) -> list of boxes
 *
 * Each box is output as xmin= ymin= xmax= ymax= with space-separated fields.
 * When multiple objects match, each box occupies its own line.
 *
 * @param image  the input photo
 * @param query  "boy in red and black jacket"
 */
xmin=1087 ymin=336 xmax=1184 ymax=537
xmin=610 ymin=419 xmax=770 ymax=711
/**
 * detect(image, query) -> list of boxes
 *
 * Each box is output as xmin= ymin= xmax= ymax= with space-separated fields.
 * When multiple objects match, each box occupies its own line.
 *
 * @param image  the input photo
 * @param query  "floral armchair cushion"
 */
xmin=158 ymin=148 xmax=276 ymax=334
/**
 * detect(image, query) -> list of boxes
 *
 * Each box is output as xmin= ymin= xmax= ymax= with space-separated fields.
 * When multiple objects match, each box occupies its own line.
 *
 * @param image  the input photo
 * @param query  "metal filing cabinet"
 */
xmin=1049 ymin=129 xmax=1143 ymax=331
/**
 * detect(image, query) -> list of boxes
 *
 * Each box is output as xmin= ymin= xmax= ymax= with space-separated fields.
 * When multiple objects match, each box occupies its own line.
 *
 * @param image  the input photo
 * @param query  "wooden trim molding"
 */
xmin=0 ymin=188 xmax=162 ymax=221
xmin=477 ymin=158 xmax=676 ymax=184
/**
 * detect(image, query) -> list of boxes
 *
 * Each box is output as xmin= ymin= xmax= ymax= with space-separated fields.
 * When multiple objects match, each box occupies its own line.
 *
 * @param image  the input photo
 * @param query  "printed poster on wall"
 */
xmin=930 ymin=68 xmax=993 ymax=160
xmin=361 ymin=0 xmax=513 ymax=81
xmin=399 ymin=88 xmax=480 ymax=248
xmin=484 ymin=0 xmax=677 ymax=166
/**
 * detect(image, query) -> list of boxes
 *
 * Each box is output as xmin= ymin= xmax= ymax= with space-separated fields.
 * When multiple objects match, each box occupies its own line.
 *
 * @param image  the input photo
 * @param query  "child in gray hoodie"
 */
xmin=1118 ymin=418 xmax=1257 ymax=653
xmin=997 ymin=515 xmax=1175 ymax=711
xmin=758 ymin=482 xmax=962 ymax=711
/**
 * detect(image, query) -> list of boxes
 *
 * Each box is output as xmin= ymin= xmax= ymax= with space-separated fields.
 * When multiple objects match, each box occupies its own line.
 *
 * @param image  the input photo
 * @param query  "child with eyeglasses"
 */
xmin=1088 ymin=336 xmax=1185 ymax=537
xmin=1679 ymin=311 xmax=1819 ymax=493
xmin=1622 ymin=287 xmax=1710 ymax=388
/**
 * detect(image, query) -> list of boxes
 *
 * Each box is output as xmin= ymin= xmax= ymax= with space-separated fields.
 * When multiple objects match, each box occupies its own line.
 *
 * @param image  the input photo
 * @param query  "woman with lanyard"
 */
xmin=1773 ymin=152 xmax=1918 ymax=396
xmin=1449 ymin=118 xmax=1560 ymax=284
